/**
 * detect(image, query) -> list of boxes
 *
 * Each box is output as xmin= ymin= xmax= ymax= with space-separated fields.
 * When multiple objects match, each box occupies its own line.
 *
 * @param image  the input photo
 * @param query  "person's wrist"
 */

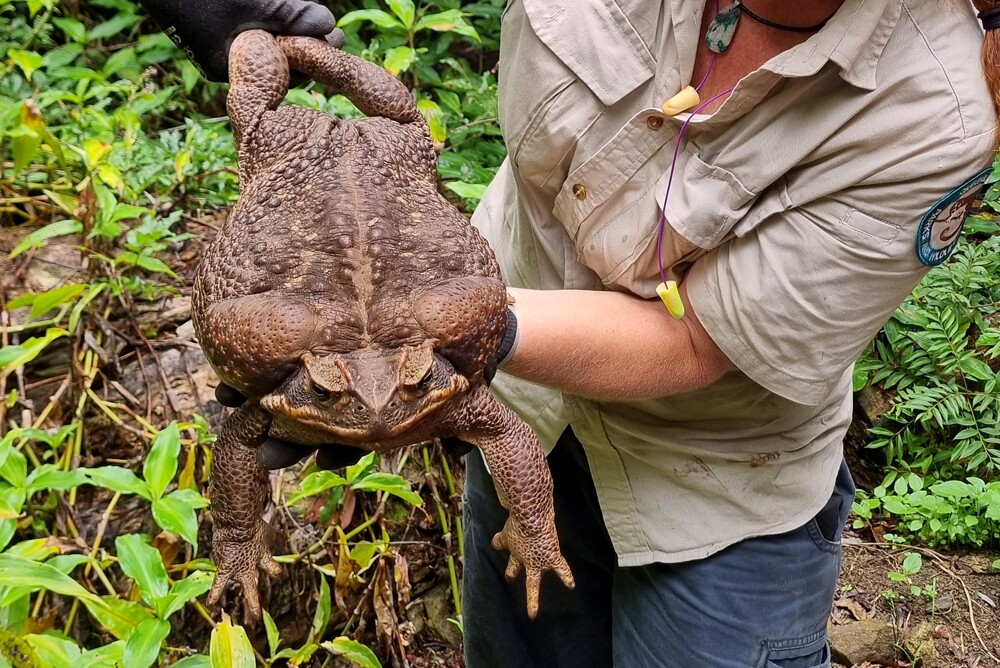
xmin=495 ymin=304 xmax=519 ymax=368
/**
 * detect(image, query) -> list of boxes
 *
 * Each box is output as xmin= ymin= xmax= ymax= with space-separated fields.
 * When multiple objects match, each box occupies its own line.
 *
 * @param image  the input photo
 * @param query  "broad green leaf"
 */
xmin=11 ymin=128 xmax=42 ymax=172
xmin=24 ymin=632 xmax=81 ymax=668
xmin=0 ymin=555 xmax=104 ymax=607
xmin=288 ymin=470 xmax=348 ymax=504
xmin=116 ymin=251 xmax=178 ymax=278
xmin=8 ymin=50 xmax=43 ymax=81
xmin=337 ymin=9 xmax=404 ymax=29
xmin=102 ymin=47 xmax=136 ymax=78
xmin=115 ymin=535 xmax=169 ymax=606
xmin=0 ymin=329 xmax=69 ymax=377
xmin=383 ymin=46 xmax=416 ymax=76
xmin=349 ymin=542 xmax=380 ymax=571
xmin=82 ymin=595 xmax=154 ymax=640
xmin=9 ymin=220 xmax=82 ymax=259
xmin=122 ymin=619 xmax=169 ymax=668
xmin=386 ymin=0 xmax=415 ymax=27
xmin=901 ymin=552 xmax=922 ymax=574
xmin=310 ymin=574 xmax=332 ymax=642
xmin=152 ymin=492 xmax=203 ymax=548
xmin=346 ymin=452 xmax=377 ymax=483
xmin=159 ymin=571 xmax=213 ymax=619
xmin=25 ymin=466 xmax=87 ymax=496
xmin=2 ymin=538 xmax=53 ymax=560
xmin=88 ymin=12 xmax=141 ymax=40
xmin=351 ymin=472 xmax=422 ymax=506
xmin=171 ymin=657 xmax=211 ymax=668
xmin=51 ymin=17 xmax=86 ymax=42
xmin=322 ymin=637 xmax=382 ymax=668
xmin=73 ymin=639 xmax=124 ymax=668
xmin=415 ymin=10 xmax=480 ymax=40
xmin=210 ymin=615 xmax=255 ymax=668
xmin=0 ymin=445 xmax=27 ymax=488
xmin=85 ymin=466 xmax=151 ymax=499
xmin=143 ymin=421 xmax=181 ymax=499
xmin=262 ymin=610 xmax=281 ymax=657
xmin=417 ymin=98 xmax=446 ymax=143
xmin=444 ymin=181 xmax=487 ymax=202
xmin=929 ymin=480 xmax=971 ymax=499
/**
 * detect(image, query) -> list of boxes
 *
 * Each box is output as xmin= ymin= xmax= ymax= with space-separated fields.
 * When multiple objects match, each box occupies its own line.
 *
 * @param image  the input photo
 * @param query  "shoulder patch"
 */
xmin=916 ymin=167 xmax=991 ymax=266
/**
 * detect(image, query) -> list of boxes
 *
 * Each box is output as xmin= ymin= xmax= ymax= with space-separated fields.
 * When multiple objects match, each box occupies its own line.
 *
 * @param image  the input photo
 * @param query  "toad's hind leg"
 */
xmin=276 ymin=35 xmax=437 ymax=183
xmin=206 ymin=403 xmax=284 ymax=625
xmin=453 ymin=387 xmax=574 ymax=618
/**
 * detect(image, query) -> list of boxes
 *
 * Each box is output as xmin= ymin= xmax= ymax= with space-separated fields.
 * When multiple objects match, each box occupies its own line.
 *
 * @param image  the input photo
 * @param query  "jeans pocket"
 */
xmin=765 ymin=630 xmax=830 ymax=668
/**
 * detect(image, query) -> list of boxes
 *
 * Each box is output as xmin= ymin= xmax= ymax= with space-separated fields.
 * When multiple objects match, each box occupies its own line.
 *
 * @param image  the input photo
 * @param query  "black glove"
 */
xmin=140 ymin=0 xmax=345 ymax=81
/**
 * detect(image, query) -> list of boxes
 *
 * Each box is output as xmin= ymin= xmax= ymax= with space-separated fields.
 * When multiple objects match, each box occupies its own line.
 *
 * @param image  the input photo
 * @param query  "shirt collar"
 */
xmin=766 ymin=0 xmax=902 ymax=90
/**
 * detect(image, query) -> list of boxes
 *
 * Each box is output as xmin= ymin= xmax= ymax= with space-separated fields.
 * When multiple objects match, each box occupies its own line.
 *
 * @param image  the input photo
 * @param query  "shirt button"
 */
xmin=646 ymin=116 xmax=664 ymax=130
xmin=572 ymin=184 xmax=587 ymax=200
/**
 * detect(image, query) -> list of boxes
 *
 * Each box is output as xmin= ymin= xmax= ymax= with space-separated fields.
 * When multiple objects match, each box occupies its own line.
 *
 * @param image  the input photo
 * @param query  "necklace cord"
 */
xmin=738 ymin=1 xmax=837 ymax=33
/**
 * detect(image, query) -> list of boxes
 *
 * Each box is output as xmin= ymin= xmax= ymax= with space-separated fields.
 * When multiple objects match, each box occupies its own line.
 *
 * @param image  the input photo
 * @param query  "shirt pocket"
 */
xmin=499 ymin=0 xmax=655 ymax=193
xmin=552 ymin=134 xmax=757 ymax=291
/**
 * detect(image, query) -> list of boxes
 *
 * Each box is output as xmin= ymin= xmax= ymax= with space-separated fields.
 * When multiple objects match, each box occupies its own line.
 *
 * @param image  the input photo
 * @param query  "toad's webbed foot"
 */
xmin=206 ymin=520 xmax=284 ymax=625
xmin=492 ymin=513 xmax=574 ymax=619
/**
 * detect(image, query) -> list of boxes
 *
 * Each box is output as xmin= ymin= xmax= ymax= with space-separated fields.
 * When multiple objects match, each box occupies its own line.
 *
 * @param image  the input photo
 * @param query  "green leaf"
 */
xmin=143 ymin=421 xmax=181 ymax=499
xmin=383 ymin=45 xmax=416 ymax=76
xmin=415 ymin=10 xmax=480 ymax=40
xmin=901 ymin=552 xmax=922 ymax=575
xmin=171 ymin=657 xmax=211 ymax=668
xmin=12 ymin=283 xmax=85 ymax=320
xmin=86 ymin=466 xmax=152 ymax=500
xmin=386 ymin=0 xmax=415 ymax=27
xmin=115 ymin=534 xmax=169 ymax=607
xmin=25 ymin=465 xmax=87 ymax=496
xmin=82 ymin=595 xmax=154 ymax=640
xmin=310 ymin=574 xmax=332 ymax=642
xmin=159 ymin=571 xmax=213 ymax=620
xmin=8 ymin=50 xmax=43 ymax=81
xmin=73 ymin=640 xmax=124 ymax=668
xmin=51 ymin=17 xmax=86 ymax=42
xmin=929 ymin=480 xmax=971 ymax=499
xmin=262 ymin=609 xmax=281 ymax=657
xmin=337 ymin=9 xmax=404 ymax=29
xmin=0 ymin=329 xmax=69 ymax=376
xmin=210 ymin=615 xmax=255 ymax=668
xmin=115 ymin=251 xmax=178 ymax=278
xmin=0 ymin=555 xmax=104 ymax=607
xmin=88 ymin=12 xmax=141 ymax=40
xmin=417 ymin=98 xmax=446 ymax=143
xmin=288 ymin=470 xmax=348 ymax=504
xmin=351 ymin=472 xmax=422 ymax=506
xmin=349 ymin=542 xmax=380 ymax=571
xmin=122 ymin=619 xmax=169 ymax=668
xmin=322 ymin=637 xmax=382 ymax=668
xmin=23 ymin=632 xmax=81 ymax=667
xmin=893 ymin=476 xmax=908 ymax=496
xmin=152 ymin=490 xmax=205 ymax=548
xmin=345 ymin=452 xmax=377 ymax=483
xmin=8 ymin=220 xmax=82 ymax=259
xmin=444 ymin=181 xmax=488 ymax=202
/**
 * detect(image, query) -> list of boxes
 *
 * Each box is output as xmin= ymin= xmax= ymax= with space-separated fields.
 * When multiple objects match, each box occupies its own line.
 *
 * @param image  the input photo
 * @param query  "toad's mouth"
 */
xmin=260 ymin=376 xmax=470 ymax=447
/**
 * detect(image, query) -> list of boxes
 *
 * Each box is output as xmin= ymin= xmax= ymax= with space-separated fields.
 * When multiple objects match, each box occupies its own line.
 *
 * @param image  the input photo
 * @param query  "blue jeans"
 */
xmin=461 ymin=430 xmax=855 ymax=668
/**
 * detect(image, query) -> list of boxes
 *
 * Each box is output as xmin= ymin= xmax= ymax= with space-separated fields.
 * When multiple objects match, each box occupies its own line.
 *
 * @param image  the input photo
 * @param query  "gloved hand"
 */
xmin=139 ymin=0 xmax=345 ymax=81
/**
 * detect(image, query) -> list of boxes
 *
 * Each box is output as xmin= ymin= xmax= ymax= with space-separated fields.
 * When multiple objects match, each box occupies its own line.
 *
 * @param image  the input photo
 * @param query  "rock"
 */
xmin=406 ymin=583 xmax=462 ymax=647
xmin=855 ymin=385 xmax=894 ymax=426
xmin=829 ymin=619 xmax=900 ymax=666
xmin=904 ymin=621 xmax=936 ymax=664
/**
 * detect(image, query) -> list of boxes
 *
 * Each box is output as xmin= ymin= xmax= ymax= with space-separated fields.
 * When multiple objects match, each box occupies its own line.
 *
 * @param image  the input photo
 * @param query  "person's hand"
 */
xmin=140 ymin=0 xmax=345 ymax=81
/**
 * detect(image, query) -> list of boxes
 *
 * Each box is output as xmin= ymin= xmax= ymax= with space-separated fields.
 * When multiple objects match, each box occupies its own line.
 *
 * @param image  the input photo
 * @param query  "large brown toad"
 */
xmin=191 ymin=30 xmax=573 ymax=623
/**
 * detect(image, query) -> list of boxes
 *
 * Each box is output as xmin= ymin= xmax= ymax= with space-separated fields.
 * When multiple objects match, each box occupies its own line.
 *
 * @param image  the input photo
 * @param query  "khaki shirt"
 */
xmin=473 ymin=0 xmax=995 ymax=563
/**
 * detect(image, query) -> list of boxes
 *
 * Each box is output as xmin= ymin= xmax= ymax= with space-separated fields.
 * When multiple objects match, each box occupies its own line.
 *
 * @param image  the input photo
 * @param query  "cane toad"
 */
xmin=191 ymin=30 xmax=573 ymax=623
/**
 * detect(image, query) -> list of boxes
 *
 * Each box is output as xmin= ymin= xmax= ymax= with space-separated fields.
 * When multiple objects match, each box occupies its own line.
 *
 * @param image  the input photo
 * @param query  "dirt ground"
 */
xmin=834 ymin=533 xmax=1000 ymax=668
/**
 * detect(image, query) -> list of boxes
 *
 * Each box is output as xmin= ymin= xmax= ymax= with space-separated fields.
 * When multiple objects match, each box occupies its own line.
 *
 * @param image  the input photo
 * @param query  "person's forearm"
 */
xmin=502 ymin=284 xmax=733 ymax=400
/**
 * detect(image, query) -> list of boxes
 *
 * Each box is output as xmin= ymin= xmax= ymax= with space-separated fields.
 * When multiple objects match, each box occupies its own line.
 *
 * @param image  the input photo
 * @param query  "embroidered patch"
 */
xmin=916 ymin=167 xmax=991 ymax=266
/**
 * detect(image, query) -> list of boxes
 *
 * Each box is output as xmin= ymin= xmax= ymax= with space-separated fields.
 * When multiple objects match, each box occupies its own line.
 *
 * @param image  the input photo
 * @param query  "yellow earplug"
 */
xmin=656 ymin=281 xmax=685 ymax=319
xmin=661 ymin=86 xmax=701 ymax=116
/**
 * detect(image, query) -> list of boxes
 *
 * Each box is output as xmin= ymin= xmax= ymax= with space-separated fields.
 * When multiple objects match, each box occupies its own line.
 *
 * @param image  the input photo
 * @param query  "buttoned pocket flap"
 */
xmin=523 ymin=0 xmax=655 ymax=107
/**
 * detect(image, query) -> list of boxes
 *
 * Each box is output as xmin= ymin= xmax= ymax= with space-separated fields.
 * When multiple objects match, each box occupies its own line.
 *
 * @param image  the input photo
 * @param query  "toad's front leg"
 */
xmin=453 ymin=386 xmax=574 ymax=618
xmin=206 ymin=402 xmax=284 ymax=624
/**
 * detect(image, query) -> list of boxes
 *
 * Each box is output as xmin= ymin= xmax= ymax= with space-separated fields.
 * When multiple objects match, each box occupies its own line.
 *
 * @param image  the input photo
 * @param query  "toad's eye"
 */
xmin=310 ymin=381 xmax=335 ymax=404
xmin=416 ymin=369 xmax=433 ymax=390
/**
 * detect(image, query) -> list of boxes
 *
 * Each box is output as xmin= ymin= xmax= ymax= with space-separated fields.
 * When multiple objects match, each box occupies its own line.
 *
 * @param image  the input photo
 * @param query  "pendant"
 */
xmin=705 ymin=1 xmax=742 ymax=53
